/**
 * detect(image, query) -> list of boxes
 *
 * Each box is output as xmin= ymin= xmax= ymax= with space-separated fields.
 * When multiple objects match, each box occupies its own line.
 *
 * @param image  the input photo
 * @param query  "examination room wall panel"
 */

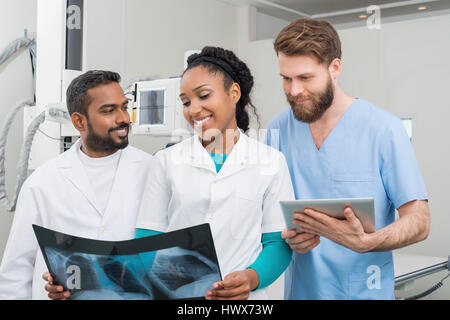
xmin=237 ymin=12 xmax=450 ymax=299
xmin=83 ymin=0 xmax=239 ymax=155
xmin=379 ymin=14 xmax=450 ymax=260
xmin=0 ymin=0 xmax=37 ymax=261
xmin=342 ymin=15 xmax=450 ymax=300
xmin=385 ymin=16 xmax=450 ymax=300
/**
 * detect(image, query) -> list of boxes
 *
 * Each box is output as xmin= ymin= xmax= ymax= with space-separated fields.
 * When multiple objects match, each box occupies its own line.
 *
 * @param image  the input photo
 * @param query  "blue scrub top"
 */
xmin=266 ymin=98 xmax=428 ymax=300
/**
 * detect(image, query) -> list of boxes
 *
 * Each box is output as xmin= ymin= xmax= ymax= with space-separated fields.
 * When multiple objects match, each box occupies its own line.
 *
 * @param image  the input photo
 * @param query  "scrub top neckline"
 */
xmin=306 ymin=98 xmax=359 ymax=152
xmin=209 ymin=152 xmax=228 ymax=173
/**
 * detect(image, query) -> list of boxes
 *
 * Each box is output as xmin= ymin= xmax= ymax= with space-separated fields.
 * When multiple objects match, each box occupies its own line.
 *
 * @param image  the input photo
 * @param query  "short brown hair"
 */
xmin=274 ymin=18 xmax=341 ymax=65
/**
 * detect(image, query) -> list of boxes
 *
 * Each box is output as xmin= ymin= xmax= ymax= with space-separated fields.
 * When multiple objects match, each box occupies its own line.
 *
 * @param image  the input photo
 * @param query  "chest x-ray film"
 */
xmin=32 ymin=224 xmax=222 ymax=300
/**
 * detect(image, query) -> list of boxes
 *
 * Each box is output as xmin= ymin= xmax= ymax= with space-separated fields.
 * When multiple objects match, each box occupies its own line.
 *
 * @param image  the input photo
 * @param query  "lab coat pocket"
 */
xmin=332 ymin=174 xmax=375 ymax=198
xmin=230 ymin=190 xmax=262 ymax=240
xmin=348 ymin=259 xmax=394 ymax=300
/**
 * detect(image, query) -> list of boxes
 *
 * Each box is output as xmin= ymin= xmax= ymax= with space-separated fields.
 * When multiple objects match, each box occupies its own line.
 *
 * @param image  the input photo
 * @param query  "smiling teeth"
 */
xmin=194 ymin=116 xmax=210 ymax=126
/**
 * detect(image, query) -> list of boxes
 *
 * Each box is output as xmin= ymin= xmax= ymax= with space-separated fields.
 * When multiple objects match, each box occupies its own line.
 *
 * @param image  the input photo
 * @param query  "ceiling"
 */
xmin=222 ymin=0 xmax=450 ymax=26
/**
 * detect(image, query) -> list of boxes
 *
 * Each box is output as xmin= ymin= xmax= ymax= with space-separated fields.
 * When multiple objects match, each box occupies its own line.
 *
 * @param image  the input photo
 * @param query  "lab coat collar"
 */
xmin=56 ymin=138 xmax=144 ymax=217
xmin=188 ymin=129 xmax=251 ymax=179
xmin=189 ymin=134 xmax=217 ymax=174
xmin=57 ymin=139 xmax=102 ymax=216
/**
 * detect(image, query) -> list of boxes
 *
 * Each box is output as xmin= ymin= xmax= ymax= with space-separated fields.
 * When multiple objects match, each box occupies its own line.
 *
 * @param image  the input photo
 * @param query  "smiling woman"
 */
xmin=180 ymin=46 xmax=259 ymax=153
xmin=135 ymin=46 xmax=295 ymax=300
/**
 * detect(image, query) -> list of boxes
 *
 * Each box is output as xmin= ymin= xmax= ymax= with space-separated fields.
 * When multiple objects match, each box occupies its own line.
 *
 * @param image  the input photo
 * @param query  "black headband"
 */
xmin=189 ymin=56 xmax=240 ymax=85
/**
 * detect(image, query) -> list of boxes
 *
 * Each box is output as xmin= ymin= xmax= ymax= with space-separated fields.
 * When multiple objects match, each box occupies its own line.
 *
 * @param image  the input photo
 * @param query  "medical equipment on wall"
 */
xmin=124 ymin=50 xmax=199 ymax=138
xmin=128 ymin=77 xmax=192 ymax=138
xmin=123 ymin=50 xmax=199 ymax=138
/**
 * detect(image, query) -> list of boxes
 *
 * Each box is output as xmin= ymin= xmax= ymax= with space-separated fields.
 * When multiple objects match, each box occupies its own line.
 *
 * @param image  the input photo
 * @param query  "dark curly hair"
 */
xmin=183 ymin=46 xmax=259 ymax=132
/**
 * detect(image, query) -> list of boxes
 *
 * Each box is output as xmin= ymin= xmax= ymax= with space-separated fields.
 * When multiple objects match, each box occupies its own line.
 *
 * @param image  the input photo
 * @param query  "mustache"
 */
xmin=108 ymin=122 xmax=130 ymax=133
xmin=287 ymin=94 xmax=310 ymax=103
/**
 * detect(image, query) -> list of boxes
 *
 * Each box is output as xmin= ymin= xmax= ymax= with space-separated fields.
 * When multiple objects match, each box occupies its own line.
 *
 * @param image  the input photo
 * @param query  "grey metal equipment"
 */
xmin=397 ymin=255 xmax=450 ymax=300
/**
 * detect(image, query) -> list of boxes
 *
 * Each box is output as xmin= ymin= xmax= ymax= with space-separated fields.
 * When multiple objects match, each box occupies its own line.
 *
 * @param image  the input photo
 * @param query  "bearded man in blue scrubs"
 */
xmin=266 ymin=18 xmax=430 ymax=299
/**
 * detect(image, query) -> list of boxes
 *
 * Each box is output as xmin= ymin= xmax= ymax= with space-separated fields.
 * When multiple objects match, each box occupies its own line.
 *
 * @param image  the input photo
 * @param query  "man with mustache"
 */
xmin=266 ymin=18 xmax=430 ymax=299
xmin=0 ymin=70 xmax=153 ymax=299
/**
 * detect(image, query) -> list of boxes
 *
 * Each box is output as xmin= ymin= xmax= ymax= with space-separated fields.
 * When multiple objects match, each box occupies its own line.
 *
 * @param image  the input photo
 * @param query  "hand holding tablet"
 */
xmin=280 ymin=198 xmax=376 ymax=234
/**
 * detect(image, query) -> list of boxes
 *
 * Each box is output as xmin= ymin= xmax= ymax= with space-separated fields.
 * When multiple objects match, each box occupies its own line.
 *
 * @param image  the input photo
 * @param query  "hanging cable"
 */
xmin=0 ymin=37 xmax=34 ymax=66
xmin=0 ymin=34 xmax=38 ymax=212
xmin=0 ymin=35 xmax=37 ymax=101
xmin=403 ymin=272 xmax=450 ymax=300
xmin=0 ymin=100 xmax=35 ymax=211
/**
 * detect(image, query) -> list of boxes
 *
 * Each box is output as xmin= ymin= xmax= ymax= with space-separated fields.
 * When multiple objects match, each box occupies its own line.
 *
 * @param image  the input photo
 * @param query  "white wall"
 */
xmin=237 ymin=9 xmax=450 ymax=299
xmin=256 ymin=11 xmax=289 ymax=41
xmin=0 ymin=0 xmax=37 ymax=261
xmin=340 ymin=16 xmax=450 ymax=259
xmin=376 ymin=16 xmax=450 ymax=300
xmin=84 ymin=0 xmax=239 ymax=154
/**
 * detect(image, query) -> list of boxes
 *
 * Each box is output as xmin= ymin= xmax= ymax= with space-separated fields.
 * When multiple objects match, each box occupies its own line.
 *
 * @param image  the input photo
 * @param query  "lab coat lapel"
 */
xmin=57 ymin=139 xmax=104 ymax=216
xmin=188 ymin=134 xmax=217 ymax=174
xmin=216 ymin=130 xmax=249 ymax=179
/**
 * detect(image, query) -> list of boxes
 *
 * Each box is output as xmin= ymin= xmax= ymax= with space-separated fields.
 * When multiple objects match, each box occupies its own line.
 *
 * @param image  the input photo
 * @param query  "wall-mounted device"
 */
xmin=130 ymin=77 xmax=192 ymax=137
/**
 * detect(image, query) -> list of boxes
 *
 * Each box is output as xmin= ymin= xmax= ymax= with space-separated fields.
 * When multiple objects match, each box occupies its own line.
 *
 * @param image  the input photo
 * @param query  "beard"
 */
xmin=287 ymin=77 xmax=335 ymax=123
xmin=85 ymin=121 xmax=130 ymax=152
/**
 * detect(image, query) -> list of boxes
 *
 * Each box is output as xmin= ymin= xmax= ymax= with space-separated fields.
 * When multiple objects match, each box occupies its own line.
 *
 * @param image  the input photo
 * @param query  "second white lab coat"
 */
xmin=0 ymin=139 xmax=153 ymax=299
xmin=136 ymin=131 xmax=295 ymax=299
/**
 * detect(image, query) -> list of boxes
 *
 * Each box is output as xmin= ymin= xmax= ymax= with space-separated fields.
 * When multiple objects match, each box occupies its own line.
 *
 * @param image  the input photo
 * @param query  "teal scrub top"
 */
xmin=266 ymin=98 xmax=428 ymax=300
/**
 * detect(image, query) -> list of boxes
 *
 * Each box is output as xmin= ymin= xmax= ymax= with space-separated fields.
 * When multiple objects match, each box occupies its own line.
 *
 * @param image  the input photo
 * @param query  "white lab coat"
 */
xmin=136 ymin=131 xmax=295 ymax=299
xmin=0 ymin=139 xmax=153 ymax=299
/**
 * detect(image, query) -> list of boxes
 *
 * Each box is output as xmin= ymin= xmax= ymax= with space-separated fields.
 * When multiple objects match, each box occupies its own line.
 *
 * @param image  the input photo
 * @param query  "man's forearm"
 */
xmin=362 ymin=201 xmax=430 ymax=252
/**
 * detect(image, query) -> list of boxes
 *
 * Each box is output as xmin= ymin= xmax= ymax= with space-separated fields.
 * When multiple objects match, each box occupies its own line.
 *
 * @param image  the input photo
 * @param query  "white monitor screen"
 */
xmin=139 ymin=89 xmax=165 ymax=126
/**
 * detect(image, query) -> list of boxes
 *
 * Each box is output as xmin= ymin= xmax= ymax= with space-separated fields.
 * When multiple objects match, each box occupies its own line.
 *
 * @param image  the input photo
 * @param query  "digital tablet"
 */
xmin=280 ymin=198 xmax=376 ymax=233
